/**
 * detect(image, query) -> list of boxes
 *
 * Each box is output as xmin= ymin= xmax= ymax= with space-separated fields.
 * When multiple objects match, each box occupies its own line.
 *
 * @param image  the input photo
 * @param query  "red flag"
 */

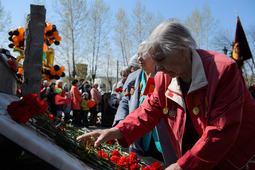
xmin=232 ymin=16 xmax=253 ymax=69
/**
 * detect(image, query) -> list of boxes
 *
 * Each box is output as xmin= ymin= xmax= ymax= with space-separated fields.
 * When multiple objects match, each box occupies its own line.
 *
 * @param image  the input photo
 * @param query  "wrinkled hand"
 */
xmin=76 ymin=127 xmax=123 ymax=148
xmin=165 ymin=163 xmax=182 ymax=170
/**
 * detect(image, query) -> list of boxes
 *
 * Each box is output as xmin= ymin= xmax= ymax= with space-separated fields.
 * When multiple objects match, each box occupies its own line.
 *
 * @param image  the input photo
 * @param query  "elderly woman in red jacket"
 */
xmin=77 ymin=19 xmax=255 ymax=170
xmin=70 ymin=79 xmax=82 ymax=126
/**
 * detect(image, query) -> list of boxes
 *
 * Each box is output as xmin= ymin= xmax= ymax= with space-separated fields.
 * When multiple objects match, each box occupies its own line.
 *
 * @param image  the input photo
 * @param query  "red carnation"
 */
xmin=22 ymin=93 xmax=38 ymax=102
xmin=47 ymin=113 xmax=54 ymax=121
xmin=110 ymin=155 xmax=120 ymax=164
xmin=150 ymin=162 xmax=163 ymax=170
xmin=7 ymin=93 xmax=48 ymax=124
xmin=112 ymin=150 xmax=121 ymax=157
xmin=141 ymin=166 xmax=150 ymax=170
xmin=128 ymin=152 xmax=138 ymax=164
xmin=115 ymin=88 xmax=123 ymax=93
xmin=107 ymin=139 xmax=116 ymax=145
xmin=129 ymin=163 xmax=140 ymax=170
xmin=59 ymin=126 xmax=66 ymax=130
xmin=97 ymin=150 xmax=108 ymax=159
xmin=142 ymin=162 xmax=163 ymax=170
xmin=117 ymin=156 xmax=129 ymax=169
xmin=38 ymin=100 xmax=48 ymax=114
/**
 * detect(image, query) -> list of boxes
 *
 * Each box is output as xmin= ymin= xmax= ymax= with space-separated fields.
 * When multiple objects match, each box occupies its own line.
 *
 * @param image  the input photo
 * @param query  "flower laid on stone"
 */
xmin=7 ymin=93 xmax=163 ymax=170
xmin=7 ymin=93 xmax=47 ymax=123
xmin=95 ymin=145 xmax=163 ymax=170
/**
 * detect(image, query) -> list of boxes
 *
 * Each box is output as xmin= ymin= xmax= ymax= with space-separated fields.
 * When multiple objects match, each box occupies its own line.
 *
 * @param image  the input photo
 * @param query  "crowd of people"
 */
xmin=39 ymin=57 xmax=141 ymax=128
xmin=40 ymin=79 xmax=102 ymax=127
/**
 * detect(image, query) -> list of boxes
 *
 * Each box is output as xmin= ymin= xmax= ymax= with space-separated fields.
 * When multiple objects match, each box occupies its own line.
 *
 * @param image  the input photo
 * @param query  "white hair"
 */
xmin=56 ymin=79 xmax=63 ymax=86
xmin=143 ymin=19 xmax=197 ymax=58
xmin=128 ymin=54 xmax=139 ymax=68
xmin=138 ymin=41 xmax=149 ymax=59
xmin=43 ymin=80 xmax=49 ymax=86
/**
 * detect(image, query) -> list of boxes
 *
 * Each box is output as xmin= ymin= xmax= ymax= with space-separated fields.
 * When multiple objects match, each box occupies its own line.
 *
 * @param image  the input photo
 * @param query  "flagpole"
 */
xmin=243 ymin=65 xmax=248 ymax=82
xmin=251 ymin=55 xmax=255 ymax=68
xmin=235 ymin=10 xmax=238 ymax=17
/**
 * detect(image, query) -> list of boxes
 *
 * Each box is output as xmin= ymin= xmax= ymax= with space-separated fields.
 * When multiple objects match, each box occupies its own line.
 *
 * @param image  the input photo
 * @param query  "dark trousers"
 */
xmin=80 ymin=110 xmax=88 ymax=127
xmin=48 ymin=99 xmax=56 ymax=116
xmin=64 ymin=112 xmax=70 ymax=122
xmin=72 ymin=109 xmax=80 ymax=126
xmin=89 ymin=106 xmax=98 ymax=124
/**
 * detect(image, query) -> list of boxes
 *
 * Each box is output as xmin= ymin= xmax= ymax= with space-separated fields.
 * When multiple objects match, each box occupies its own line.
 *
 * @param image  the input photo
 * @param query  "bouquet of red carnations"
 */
xmin=7 ymin=93 xmax=47 ymax=123
xmin=7 ymin=94 xmax=163 ymax=170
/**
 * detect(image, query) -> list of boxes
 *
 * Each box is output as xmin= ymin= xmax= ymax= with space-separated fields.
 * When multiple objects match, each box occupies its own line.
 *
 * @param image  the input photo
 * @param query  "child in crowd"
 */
xmin=80 ymin=92 xmax=90 ymax=127
xmin=63 ymin=92 xmax=72 ymax=123
xmin=54 ymin=88 xmax=65 ymax=120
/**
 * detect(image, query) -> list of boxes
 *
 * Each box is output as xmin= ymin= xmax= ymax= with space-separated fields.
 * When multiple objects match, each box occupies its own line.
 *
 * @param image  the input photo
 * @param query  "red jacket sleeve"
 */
xmin=55 ymin=95 xmax=64 ymax=105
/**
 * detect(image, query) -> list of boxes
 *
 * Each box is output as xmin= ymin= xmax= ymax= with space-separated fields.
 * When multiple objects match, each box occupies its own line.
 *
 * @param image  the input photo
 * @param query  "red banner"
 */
xmin=232 ymin=16 xmax=253 ymax=69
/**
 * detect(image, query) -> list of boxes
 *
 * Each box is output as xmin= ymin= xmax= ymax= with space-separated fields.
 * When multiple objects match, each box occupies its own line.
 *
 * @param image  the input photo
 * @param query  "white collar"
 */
xmin=165 ymin=49 xmax=208 ymax=110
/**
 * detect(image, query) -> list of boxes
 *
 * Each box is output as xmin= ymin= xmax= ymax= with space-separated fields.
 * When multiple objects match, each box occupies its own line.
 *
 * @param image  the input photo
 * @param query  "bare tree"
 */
xmin=212 ymin=29 xmax=234 ymax=53
xmin=248 ymin=24 xmax=255 ymax=54
xmin=102 ymin=39 xmax=115 ymax=90
xmin=132 ymin=0 xmax=165 ymax=49
xmin=202 ymin=4 xmax=218 ymax=49
xmin=245 ymin=25 xmax=255 ymax=86
xmin=132 ymin=0 xmax=146 ymax=46
xmin=113 ymin=8 xmax=132 ymax=66
xmin=0 ymin=1 xmax=12 ymax=48
xmin=145 ymin=12 xmax=164 ymax=35
xmin=185 ymin=4 xmax=217 ymax=49
xmin=185 ymin=7 xmax=203 ymax=48
xmin=53 ymin=0 xmax=88 ymax=78
xmin=55 ymin=31 xmax=72 ymax=76
xmin=243 ymin=60 xmax=255 ymax=86
xmin=113 ymin=1 xmax=164 ymax=72
xmin=86 ymin=0 xmax=111 ymax=83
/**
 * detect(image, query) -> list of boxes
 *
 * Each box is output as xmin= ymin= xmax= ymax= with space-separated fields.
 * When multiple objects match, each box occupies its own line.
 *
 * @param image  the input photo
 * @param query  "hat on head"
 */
xmin=55 ymin=88 xmax=62 ymax=94
xmin=82 ymin=92 xmax=89 ymax=97
xmin=72 ymin=79 xmax=78 ymax=85
xmin=128 ymin=54 xmax=139 ymax=68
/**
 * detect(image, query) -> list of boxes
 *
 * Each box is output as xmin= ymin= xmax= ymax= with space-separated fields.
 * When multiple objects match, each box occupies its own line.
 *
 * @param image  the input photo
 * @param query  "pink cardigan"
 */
xmin=90 ymin=87 xmax=101 ymax=105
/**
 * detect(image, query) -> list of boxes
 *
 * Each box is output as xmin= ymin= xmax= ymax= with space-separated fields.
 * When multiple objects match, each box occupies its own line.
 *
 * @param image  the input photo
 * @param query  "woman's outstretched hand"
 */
xmin=76 ymin=127 xmax=123 ymax=148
